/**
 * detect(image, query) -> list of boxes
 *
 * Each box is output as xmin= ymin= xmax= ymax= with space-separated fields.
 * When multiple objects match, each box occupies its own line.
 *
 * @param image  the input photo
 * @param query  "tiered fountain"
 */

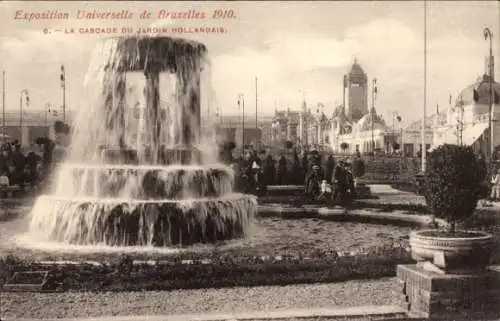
xmin=26 ymin=36 xmax=256 ymax=247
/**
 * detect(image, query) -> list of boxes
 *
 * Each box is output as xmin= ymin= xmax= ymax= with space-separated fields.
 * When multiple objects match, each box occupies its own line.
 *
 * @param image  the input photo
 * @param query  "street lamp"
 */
xmin=371 ymin=78 xmax=378 ymax=155
xmin=60 ymin=64 xmax=66 ymax=122
xmin=484 ymin=27 xmax=494 ymax=160
xmin=19 ymin=89 xmax=29 ymax=146
xmin=45 ymin=103 xmax=52 ymax=132
xmin=2 ymin=70 xmax=5 ymax=138
xmin=238 ymin=93 xmax=245 ymax=150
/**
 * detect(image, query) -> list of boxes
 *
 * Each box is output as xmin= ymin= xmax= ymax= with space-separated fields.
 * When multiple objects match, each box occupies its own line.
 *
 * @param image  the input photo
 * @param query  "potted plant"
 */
xmin=340 ymin=142 xmax=349 ymax=154
xmin=410 ymin=144 xmax=493 ymax=274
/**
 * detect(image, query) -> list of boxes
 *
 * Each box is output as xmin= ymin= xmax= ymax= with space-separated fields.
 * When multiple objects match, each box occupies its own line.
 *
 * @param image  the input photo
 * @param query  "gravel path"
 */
xmin=0 ymin=278 xmax=398 ymax=319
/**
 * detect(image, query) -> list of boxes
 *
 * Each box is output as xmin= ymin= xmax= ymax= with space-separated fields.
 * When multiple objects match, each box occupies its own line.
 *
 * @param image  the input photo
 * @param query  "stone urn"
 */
xmin=410 ymin=229 xmax=494 ymax=274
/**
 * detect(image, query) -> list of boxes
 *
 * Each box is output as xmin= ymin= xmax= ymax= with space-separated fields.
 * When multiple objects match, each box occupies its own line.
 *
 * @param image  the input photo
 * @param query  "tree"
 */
xmin=424 ymin=144 xmax=485 ymax=232
xmin=340 ymin=142 xmax=349 ymax=152
xmin=285 ymin=140 xmax=293 ymax=150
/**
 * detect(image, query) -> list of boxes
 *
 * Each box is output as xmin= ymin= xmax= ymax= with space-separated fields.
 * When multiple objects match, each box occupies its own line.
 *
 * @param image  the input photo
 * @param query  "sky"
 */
xmin=0 ymin=1 xmax=499 ymax=126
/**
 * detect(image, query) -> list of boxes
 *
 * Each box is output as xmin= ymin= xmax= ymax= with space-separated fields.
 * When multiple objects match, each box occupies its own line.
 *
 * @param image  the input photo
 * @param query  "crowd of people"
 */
xmin=0 ymin=138 xmax=55 ymax=191
xmin=7 ymin=136 xmax=500 ymax=205
xmin=220 ymin=145 xmax=365 ymax=204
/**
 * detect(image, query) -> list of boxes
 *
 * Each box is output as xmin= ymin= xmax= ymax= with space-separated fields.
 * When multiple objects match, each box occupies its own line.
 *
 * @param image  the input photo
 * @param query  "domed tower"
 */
xmin=346 ymin=58 xmax=368 ymax=122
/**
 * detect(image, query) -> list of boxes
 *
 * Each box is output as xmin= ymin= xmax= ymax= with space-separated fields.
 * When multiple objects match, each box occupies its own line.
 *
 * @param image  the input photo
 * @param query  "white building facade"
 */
xmin=431 ymin=71 xmax=500 ymax=154
xmin=329 ymin=60 xmax=430 ymax=155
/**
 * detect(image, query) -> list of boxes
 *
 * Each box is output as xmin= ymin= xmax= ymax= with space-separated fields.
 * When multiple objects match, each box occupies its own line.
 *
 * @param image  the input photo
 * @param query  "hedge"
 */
xmin=0 ymin=247 xmax=413 ymax=292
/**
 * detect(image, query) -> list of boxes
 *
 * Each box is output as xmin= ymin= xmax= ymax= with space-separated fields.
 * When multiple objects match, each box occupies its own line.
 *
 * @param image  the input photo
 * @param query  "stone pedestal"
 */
xmin=396 ymin=264 xmax=500 ymax=320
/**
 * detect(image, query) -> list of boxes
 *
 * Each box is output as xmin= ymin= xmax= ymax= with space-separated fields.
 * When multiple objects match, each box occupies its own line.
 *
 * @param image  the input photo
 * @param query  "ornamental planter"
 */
xmin=409 ymin=229 xmax=494 ymax=274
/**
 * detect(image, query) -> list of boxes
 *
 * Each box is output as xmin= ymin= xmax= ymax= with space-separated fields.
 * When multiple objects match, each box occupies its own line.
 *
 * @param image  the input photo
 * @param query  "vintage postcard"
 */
xmin=0 ymin=1 xmax=499 ymax=320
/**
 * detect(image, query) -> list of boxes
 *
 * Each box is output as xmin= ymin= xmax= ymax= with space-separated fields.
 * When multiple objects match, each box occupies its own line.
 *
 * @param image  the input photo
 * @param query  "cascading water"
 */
xmin=25 ymin=36 xmax=256 ymax=247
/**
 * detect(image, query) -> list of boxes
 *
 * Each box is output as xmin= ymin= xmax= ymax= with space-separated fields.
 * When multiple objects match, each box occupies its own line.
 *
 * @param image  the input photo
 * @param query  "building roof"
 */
xmin=457 ymin=74 xmax=500 ymax=106
xmin=349 ymin=59 xmax=366 ymax=77
xmin=356 ymin=110 xmax=387 ymax=132
xmin=212 ymin=114 xmax=274 ymax=127
xmin=0 ymin=109 xmax=75 ymax=126
xmin=272 ymin=109 xmax=301 ymax=124
xmin=404 ymin=114 xmax=437 ymax=131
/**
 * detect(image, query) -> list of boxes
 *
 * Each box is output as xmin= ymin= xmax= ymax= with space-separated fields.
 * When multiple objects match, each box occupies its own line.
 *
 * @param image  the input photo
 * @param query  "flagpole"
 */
xmin=422 ymin=0 xmax=428 ymax=172
xmin=45 ymin=103 xmax=51 ymax=133
xmin=484 ymin=28 xmax=494 ymax=159
xmin=371 ymin=78 xmax=377 ymax=155
xmin=392 ymin=111 xmax=395 ymax=149
xmin=2 ymin=70 xmax=5 ymax=138
xmin=238 ymin=93 xmax=245 ymax=150
xmin=343 ymin=75 xmax=347 ymax=112
xmin=255 ymin=77 xmax=258 ymax=129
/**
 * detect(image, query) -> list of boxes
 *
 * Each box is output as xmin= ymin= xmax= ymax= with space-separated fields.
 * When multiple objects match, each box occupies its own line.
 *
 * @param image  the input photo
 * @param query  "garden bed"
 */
xmin=0 ymin=247 xmax=413 ymax=292
xmin=257 ymin=205 xmax=435 ymax=228
xmin=0 ymin=213 xmax=414 ymax=292
xmin=258 ymin=197 xmax=428 ymax=214
xmin=390 ymin=183 xmax=420 ymax=195
xmin=2 ymin=195 xmax=499 ymax=293
xmin=416 ymin=230 xmax=488 ymax=238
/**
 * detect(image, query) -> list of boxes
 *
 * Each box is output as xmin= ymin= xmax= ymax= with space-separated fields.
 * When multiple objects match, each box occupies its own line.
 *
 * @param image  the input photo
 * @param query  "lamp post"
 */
xmin=45 ymin=102 xmax=52 ymax=133
xmin=484 ymin=27 xmax=494 ymax=160
xmin=60 ymin=64 xmax=66 ymax=122
xmin=457 ymin=101 xmax=464 ymax=146
xmin=238 ymin=93 xmax=245 ymax=150
xmin=2 ymin=70 xmax=5 ymax=138
xmin=255 ymin=77 xmax=258 ymax=129
xmin=19 ymin=89 xmax=29 ymax=146
xmin=371 ymin=78 xmax=377 ymax=155
xmin=396 ymin=114 xmax=402 ymax=153
xmin=422 ymin=0 xmax=428 ymax=172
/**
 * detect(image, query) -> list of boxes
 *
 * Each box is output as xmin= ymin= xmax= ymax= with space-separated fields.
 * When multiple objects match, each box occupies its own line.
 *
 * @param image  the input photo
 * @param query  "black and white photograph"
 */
xmin=0 ymin=1 xmax=500 ymax=320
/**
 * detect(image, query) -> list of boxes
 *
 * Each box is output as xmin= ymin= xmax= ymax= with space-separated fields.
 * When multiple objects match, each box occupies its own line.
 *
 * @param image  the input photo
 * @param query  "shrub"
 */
xmin=424 ymin=144 xmax=485 ymax=232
